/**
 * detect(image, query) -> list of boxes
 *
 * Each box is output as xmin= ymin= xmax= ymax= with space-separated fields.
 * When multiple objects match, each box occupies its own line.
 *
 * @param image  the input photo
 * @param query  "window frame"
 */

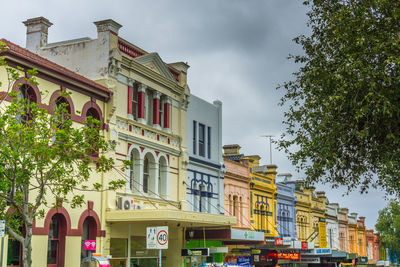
xmin=198 ymin=123 xmax=205 ymax=157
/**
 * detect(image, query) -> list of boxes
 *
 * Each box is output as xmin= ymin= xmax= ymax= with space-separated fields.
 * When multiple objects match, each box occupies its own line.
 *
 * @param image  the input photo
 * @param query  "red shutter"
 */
xmin=127 ymin=86 xmax=133 ymax=114
xmin=153 ymin=98 xmax=160 ymax=125
xmin=138 ymin=91 xmax=145 ymax=119
xmin=163 ymin=102 xmax=170 ymax=128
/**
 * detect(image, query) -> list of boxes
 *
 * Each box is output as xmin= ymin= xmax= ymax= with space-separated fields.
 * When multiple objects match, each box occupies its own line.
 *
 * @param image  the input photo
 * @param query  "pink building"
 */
xmin=224 ymin=158 xmax=251 ymax=229
xmin=338 ymin=208 xmax=349 ymax=252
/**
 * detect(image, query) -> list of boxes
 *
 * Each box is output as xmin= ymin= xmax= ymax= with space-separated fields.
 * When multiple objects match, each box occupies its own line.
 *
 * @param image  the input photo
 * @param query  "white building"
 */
xmin=326 ymin=202 xmax=341 ymax=251
xmin=186 ymin=95 xmax=225 ymax=214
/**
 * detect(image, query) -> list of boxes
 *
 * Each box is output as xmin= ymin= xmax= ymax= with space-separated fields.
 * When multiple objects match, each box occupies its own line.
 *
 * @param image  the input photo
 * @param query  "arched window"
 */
xmin=158 ymin=156 xmax=168 ymax=198
xmin=193 ymin=181 xmax=198 ymax=212
xmin=207 ymin=184 xmax=212 ymax=213
xmin=47 ymin=214 xmax=67 ymax=267
xmin=85 ymin=108 xmax=101 ymax=157
xmin=233 ymin=196 xmax=238 ymax=217
xmin=17 ymin=85 xmax=37 ymax=123
xmin=54 ymin=97 xmax=71 ymax=124
xmin=129 ymin=149 xmax=140 ymax=192
xmin=143 ymin=156 xmax=149 ymax=193
xmin=81 ymin=217 xmax=97 ymax=261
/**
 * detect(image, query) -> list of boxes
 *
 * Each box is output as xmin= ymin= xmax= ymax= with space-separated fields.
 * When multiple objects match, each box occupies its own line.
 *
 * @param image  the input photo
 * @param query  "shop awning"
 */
xmin=106 ymin=209 xmax=236 ymax=227
xmin=185 ymin=228 xmax=265 ymax=245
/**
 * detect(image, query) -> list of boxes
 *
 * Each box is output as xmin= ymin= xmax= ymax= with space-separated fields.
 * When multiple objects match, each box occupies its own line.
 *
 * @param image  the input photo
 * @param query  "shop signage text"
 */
xmin=181 ymin=248 xmax=209 ymax=256
xmin=231 ymin=229 xmax=264 ymax=241
xmin=318 ymin=217 xmax=328 ymax=248
xmin=268 ymin=253 xmax=300 ymax=260
xmin=298 ymin=256 xmax=320 ymax=263
xmin=302 ymin=248 xmax=332 ymax=255
xmin=275 ymin=238 xmax=283 ymax=246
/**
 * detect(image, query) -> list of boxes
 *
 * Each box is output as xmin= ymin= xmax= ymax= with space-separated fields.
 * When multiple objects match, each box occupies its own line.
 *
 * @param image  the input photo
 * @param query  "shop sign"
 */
xmin=331 ymin=250 xmax=347 ymax=258
xmin=84 ymin=240 xmax=96 ymax=250
xmin=298 ymin=256 xmax=320 ymax=263
xmin=0 ymin=220 xmax=5 ymax=238
xmin=231 ymin=229 xmax=264 ymax=241
xmin=237 ymin=256 xmax=251 ymax=265
xmin=267 ymin=253 xmax=300 ymax=260
xmin=283 ymin=237 xmax=292 ymax=245
xmin=146 ymin=226 xmax=168 ymax=249
xmin=181 ymin=248 xmax=209 ymax=256
xmin=292 ymin=240 xmax=301 ymax=249
xmin=252 ymin=249 xmax=261 ymax=254
xmin=301 ymin=241 xmax=308 ymax=249
xmin=302 ymin=248 xmax=331 ymax=255
xmin=318 ymin=217 xmax=328 ymax=248
xmin=209 ymin=247 xmax=228 ymax=253
xmin=275 ymin=238 xmax=283 ymax=246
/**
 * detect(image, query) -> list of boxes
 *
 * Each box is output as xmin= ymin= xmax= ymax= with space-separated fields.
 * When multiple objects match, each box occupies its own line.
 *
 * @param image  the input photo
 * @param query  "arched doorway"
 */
xmin=81 ymin=216 xmax=97 ymax=264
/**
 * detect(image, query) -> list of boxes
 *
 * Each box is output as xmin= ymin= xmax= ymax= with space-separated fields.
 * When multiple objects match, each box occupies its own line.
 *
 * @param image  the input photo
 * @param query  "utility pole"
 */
xmin=261 ymin=135 xmax=274 ymax=164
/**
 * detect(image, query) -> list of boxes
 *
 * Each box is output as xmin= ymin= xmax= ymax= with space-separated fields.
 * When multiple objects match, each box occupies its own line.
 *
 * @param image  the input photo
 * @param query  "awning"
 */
xmin=106 ymin=209 xmax=236 ymax=227
xmin=186 ymin=228 xmax=265 ymax=245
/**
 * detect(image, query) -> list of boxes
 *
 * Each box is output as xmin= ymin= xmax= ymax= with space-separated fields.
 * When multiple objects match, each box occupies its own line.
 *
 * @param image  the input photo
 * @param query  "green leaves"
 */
xmin=279 ymin=0 xmax=400 ymax=195
xmin=376 ymin=200 xmax=400 ymax=252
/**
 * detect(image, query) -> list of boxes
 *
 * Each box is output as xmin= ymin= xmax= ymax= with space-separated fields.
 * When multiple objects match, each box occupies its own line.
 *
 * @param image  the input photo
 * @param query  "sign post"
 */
xmin=147 ymin=226 xmax=168 ymax=267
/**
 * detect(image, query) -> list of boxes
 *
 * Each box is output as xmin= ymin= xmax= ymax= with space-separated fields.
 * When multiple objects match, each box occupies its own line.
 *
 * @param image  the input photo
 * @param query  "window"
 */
xmin=207 ymin=126 xmax=211 ymax=159
xmin=47 ymin=214 xmax=66 ymax=267
xmin=7 ymin=238 xmax=21 ymax=266
xmin=85 ymin=108 xmax=101 ymax=157
xmin=159 ymin=97 xmax=163 ymax=127
xmin=193 ymin=182 xmax=198 ymax=212
xmin=199 ymin=123 xmax=205 ymax=157
xmin=146 ymin=90 xmax=153 ymax=125
xmin=199 ymin=184 xmax=206 ymax=212
xmin=17 ymin=85 xmax=37 ymax=123
xmin=130 ymin=152 xmax=135 ymax=191
xmin=193 ymin=121 xmax=197 ymax=154
xmin=143 ymin=156 xmax=149 ymax=193
xmin=232 ymin=196 xmax=237 ymax=216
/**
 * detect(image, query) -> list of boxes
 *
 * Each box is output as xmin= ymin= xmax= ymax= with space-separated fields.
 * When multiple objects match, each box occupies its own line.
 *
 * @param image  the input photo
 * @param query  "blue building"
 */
xmin=276 ymin=173 xmax=297 ymax=239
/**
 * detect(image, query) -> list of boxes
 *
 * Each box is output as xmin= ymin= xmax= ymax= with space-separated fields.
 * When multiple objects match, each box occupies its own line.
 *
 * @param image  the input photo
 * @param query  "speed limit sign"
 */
xmin=147 ymin=226 xmax=168 ymax=249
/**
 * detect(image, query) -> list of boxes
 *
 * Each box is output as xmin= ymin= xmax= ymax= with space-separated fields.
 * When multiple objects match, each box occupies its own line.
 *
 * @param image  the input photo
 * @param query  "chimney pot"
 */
xmin=23 ymin=17 xmax=53 ymax=53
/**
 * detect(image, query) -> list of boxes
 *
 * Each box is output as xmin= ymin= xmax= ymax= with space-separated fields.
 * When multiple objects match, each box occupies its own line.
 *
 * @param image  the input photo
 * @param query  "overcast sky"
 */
xmin=0 ymin=0 xmax=389 ymax=229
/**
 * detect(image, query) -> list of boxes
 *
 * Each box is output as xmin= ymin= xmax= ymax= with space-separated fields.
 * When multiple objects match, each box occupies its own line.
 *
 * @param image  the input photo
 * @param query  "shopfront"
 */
xmin=106 ymin=209 xmax=236 ymax=267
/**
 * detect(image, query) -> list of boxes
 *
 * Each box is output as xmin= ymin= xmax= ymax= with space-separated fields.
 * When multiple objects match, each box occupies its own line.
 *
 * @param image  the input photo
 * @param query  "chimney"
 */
xmin=94 ymin=19 xmax=122 ymax=38
xmin=23 ymin=17 xmax=53 ymax=53
xmin=359 ymin=216 xmax=365 ymax=223
xmin=223 ymin=144 xmax=241 ymax=156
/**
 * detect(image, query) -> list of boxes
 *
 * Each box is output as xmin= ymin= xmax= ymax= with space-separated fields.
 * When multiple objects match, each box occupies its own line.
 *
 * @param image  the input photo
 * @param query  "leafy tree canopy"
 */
xmin=376 ymin=200 xmax=400 ymax=253
xmin=279 ymin=0 xmax=400 ymax=195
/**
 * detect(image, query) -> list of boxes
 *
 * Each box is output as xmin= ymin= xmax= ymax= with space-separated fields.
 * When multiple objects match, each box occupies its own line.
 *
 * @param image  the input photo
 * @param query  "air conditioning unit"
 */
xmin=117 ymin=197 xmax=135 ymax=210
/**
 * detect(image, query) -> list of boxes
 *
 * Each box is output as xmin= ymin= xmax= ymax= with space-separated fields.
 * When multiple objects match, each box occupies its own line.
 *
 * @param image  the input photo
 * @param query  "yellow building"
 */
xmin=357 ymin=217 xmax=367 ymax=257
xmin=243 ymin=156 xmax=278 ymax=238
xmin=0 ymin=37 xmax=113 ymax=267
xmin=295 ymin=183 xmax=327 ymax=248
xmin=348 ymin=212 xmax=358 ymax=254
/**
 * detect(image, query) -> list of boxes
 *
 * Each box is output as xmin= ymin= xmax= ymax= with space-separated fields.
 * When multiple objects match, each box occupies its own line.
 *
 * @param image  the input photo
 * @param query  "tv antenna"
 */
xmin=261 ymin=135 xmax=274 ymax=164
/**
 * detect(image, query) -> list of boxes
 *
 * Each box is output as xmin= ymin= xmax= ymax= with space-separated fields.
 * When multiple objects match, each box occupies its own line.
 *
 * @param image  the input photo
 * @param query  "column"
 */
xmin=137 ymin=84 xmax=147 ymax=124
xmin=153 ymin=91 xmax=161 ymax=129
xmin=127 ymin=78 xmax=135 ymax=119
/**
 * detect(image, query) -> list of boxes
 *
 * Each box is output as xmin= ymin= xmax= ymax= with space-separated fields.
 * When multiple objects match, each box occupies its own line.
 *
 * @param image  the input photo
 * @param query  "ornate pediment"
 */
xmin=134 ymin=53 xmax=176 ymax=82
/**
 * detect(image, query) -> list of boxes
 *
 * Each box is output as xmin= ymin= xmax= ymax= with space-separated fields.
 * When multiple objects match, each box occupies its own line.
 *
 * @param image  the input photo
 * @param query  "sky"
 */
xmin=0 ymin=0 xmax=389 ymax=229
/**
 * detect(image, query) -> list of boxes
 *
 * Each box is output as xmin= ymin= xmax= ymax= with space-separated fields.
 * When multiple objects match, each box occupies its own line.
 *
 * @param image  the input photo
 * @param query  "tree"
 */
xmin=375 ymin=200 xmax=400 ymax=257
xmin=279 ymin=0 xmax=400 ymax=195
xmin=0 ymin=42 xmax=125 ymax=267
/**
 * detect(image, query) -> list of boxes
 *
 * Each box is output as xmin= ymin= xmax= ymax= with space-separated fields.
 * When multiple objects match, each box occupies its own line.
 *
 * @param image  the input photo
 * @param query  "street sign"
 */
xmin=146 ymin=226 xmax=168 ymax=249
xmin=0 ymin=220 xmax=5 ymax=238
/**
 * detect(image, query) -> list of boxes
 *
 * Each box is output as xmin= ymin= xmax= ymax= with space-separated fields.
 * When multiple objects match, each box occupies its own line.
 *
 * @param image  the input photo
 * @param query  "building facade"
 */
xmin=0 ymin=38 xmax=112 ymax=267
xmin=338 ymin=208 xmax=349 ymax=253
xmin=348 ymin=212 xmax=358 ymax=255
xmin=21 ymin=17 xmax=235 ymax=267
xmin=326 ymin=202 xmax=340 ymax=251
xmin=276 ymin=174 xmax=297 ymax=239
xmin=186 ymin=95 xmax=224 ymax=214
xmin=224 ymin=158 xmax=251 ymax=229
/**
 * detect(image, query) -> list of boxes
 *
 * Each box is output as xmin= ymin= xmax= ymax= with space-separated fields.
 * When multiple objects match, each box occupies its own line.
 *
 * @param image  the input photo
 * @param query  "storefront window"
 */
xmin=47 ymin=214 xmax=66 ymax=267
xmin=81 ymin=216 xmax=97 ymax=260
xmin=130 ymin=236 xmax=166 ymax=266
xmin=7 ymin=238 xmax=21 ymax=266
xmin=110 ymin=238 xmax=127 ymax=258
